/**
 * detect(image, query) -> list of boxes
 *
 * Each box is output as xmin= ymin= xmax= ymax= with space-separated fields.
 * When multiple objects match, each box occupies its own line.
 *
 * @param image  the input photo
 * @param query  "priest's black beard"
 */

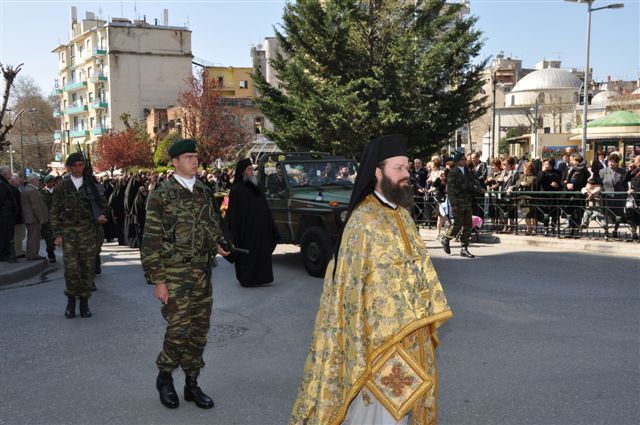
xmin=243 ymin=174 xmax=258 ymax=186
xmin=380 ymin=172 xmax=414 ymax=209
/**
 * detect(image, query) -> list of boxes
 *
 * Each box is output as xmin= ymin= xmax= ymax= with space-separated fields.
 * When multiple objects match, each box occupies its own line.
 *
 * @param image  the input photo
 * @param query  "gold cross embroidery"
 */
xmin=380 ymin=363 xmax=414 ymax=397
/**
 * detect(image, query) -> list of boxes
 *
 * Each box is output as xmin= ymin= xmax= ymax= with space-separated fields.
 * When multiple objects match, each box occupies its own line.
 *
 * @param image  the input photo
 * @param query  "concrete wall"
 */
xmin=106 ymin=25 xmax=192 ymax=130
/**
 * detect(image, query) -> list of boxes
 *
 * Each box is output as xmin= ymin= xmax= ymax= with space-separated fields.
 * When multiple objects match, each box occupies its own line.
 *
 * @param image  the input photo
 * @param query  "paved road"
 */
xmin=0 ymin=239 xmax=638 ymax=425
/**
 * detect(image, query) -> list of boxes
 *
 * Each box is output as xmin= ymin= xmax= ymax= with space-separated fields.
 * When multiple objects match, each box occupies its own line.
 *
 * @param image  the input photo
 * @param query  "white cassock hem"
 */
xmin=342 ymin=389 xmax=409 ymax=425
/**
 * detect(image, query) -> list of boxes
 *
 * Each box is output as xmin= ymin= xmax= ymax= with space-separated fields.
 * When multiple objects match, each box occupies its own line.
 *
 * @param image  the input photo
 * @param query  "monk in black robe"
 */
xmin=226 ymin=158 xmax=279 ymax=287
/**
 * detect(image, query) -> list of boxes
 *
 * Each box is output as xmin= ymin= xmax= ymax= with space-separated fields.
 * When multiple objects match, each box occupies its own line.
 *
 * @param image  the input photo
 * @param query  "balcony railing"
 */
xmin=91 ymin=99 xmax=108 ymax=109
xmin=69 ymin=129 xmax=90 ymax=138
xmin=90 ymin=74 xmax=108 ymax=83
xmin=63 ymin=81 xmax=87 ymax=92
xmin=92 ymin=126 xmax=108 ymax=136
xmin=64 ymin=103 xmax=89 ymax=115
xmin=52 ymin=110 xmax=62 ymax=118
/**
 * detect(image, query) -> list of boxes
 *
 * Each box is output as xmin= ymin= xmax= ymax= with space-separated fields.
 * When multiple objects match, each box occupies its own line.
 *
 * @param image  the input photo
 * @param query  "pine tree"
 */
xmin=254 ymin=0 xmax=488 ymax=158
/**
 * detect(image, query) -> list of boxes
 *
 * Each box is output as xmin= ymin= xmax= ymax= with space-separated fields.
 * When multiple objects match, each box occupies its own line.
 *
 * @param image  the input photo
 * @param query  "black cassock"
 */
xmin=226 ymin=180 xmax=280 ymax=286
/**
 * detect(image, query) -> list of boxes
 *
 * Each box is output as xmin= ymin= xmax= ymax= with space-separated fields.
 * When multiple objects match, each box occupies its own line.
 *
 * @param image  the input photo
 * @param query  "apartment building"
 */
xmin=51 ymin=7 xmax=192 ymax=162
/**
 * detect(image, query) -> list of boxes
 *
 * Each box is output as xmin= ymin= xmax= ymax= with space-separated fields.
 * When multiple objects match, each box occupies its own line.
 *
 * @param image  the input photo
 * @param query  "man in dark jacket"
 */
xmin=0 ymin=166 xmax=19 ymax=261
xmin=564 ymin=153 xmax=590 ymax=237
xmin=536 ymin=159 xmax=562 ymax=236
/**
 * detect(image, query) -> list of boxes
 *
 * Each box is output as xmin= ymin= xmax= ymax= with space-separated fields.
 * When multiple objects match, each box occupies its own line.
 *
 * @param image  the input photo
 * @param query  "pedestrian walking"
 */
xmin=141 ymin=139 xmax=230 ymax=410
xmin=50 ymin=152 xmax=107 ymax=318
xmin=290 ymin=134 xmax=451 ymax=424
xmin=440 ymin=151 xmax=477 ymax=258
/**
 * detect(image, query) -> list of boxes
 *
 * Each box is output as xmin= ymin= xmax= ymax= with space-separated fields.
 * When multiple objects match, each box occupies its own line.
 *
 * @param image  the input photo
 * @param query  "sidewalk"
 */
xmin=0 ymin=240 xmax=56 ymax=286
xmin=419 ymin=228 xmax=639 ymax=257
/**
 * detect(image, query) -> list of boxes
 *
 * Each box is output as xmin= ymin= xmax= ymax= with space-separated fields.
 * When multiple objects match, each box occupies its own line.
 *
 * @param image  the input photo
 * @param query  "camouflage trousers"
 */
xmin=157 ymin=263 xmax=212 ymax=378
xmin=446 ymin=204 xmax=473 ymax=245
xmin=62 ymin=227 xmax=97 ymax=298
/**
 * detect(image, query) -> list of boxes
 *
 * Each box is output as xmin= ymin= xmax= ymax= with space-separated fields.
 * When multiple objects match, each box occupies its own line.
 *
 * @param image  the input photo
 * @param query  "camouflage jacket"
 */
xmin=141 ymin=178 xmax=223 ymax=285
xmin=50 ymin=176 xmax=107 ymax=237
xmin=447 ymin=166 xmax=475 ymax=208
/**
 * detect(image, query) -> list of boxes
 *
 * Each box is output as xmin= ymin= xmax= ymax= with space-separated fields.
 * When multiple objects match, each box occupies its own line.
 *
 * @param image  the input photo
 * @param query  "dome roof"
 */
xmin=591 ymin=90 xmax=619 ymax=104
xmin=577 ymin=111 xmax=640 ymax=128
xmin=512 ymin=68 xmax=582 ymax=92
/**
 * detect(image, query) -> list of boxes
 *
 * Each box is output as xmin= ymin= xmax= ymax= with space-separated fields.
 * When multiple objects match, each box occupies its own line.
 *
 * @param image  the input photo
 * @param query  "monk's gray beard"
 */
xmin=380 ymin=173 xmax=414 ymax=209
xmin=243 ymin=175 xmax=258 ymax=186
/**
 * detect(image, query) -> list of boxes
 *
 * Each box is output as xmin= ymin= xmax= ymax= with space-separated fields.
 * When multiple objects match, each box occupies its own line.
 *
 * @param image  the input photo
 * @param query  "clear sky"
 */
xmin=0 ymin=0 xmax=638 ymax=94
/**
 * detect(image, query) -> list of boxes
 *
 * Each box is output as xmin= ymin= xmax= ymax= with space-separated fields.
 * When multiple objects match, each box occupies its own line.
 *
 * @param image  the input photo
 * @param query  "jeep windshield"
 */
xmin=283 ymin=160 xmax=358 ymax=187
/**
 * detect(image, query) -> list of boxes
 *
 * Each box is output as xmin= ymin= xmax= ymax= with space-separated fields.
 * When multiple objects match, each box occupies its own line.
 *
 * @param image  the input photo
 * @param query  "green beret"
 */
xmin=168 ymin=139 xmax=197 ymax=158
xmin=452 ymin=151 xmax=466 ymax=162
xmin=44 ymin=175 xmax=55 ymax=183
xmin=66 ymin=152 xmax=84 ymax=166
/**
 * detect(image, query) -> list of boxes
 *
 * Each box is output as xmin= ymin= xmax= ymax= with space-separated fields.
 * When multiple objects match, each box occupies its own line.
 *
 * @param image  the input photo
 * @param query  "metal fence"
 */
xmin=412 ymin=191 xmax=639 ymax=241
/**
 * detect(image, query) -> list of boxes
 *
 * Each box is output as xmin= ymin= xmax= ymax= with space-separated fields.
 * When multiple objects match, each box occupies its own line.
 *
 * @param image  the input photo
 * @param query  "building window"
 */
xmin=86 ymin=39 xmax=91 ymax=50
xmin=90 ymin=117 xmax=95 ymax=128
xmin=217 ymin=77 xmax=224 ymax=87
xmin=71 ymin=70 xmax=76 ymax=83
xmin=239 ymin=80 xmax=248 ymax=89
xmin=60 ymin=52 xmax=65 ymax=63
xmin=88 ymin=92 xmax=93 ymax=102
xmin=87 ymin=67 xmax=93 ymax=78
xmin=62 ymin=76 xmax=66 ymax=86
xmin=71 ymin=93 xmax=77 ymax=103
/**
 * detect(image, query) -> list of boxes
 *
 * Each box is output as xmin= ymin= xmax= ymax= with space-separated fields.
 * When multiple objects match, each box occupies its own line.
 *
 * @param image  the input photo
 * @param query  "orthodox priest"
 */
xmin=225 ymin=158 xmax=279 ymax=286
xmin=289 ymin=134 xmax=452 ymax=425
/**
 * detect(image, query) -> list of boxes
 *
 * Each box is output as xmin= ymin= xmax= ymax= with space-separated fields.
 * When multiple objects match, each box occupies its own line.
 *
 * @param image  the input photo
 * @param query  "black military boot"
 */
xmin=90 ymin=282 xmax=97 ymax=291
xmin=440 ymin=237 xmax=451 ymax=254
xmin=64 ymin=296 xmax=76 ymax=318
xmin=156 ymin=372 xmax=179 ymax=409
xmin=184 ymin=376 xmax=214 ymax=409
xmin=79 ymin=297 xmax=92 ymax=318
xmin=47 ymin=250 xmax=56 ymax=263
xmin=460 ymin=245 xmax=475 ymax=258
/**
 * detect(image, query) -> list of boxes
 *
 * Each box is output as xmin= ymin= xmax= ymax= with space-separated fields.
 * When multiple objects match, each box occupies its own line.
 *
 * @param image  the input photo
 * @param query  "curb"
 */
xmin=419 ymin=229 xmax=638 ymax=257
xmin=0 ymin=258 xmax=49 ymax=286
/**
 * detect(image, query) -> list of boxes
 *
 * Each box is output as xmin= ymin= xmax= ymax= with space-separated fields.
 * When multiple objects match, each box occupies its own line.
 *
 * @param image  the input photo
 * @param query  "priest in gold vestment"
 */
xmin=290 ymin=135 xmax=452 ymax=425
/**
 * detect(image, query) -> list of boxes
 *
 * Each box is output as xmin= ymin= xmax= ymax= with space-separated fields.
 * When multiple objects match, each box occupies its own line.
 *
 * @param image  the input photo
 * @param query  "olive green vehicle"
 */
xmin=257 ymin=153 xmax=358 ymax=277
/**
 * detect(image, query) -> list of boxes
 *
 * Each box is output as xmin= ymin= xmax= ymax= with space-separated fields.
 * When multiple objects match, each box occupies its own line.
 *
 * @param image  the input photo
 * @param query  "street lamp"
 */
xmin=19 ymin=107 xmax=38 ymax=174
xmin=565 ymin=0 xmax=624 ymax=157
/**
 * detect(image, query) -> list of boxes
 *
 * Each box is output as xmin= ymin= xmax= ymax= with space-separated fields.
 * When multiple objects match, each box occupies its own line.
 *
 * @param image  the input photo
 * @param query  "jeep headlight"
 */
xmin=339 ymin=210 xmax=348 ymax=223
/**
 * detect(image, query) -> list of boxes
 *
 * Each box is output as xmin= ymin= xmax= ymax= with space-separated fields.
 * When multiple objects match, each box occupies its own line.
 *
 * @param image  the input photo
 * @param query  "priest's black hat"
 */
xmin=233 ymin=158 xmax=253 ymax=182
xmin=330 ymin=134 xmax=408 ymax=279
xmin=347 ymin=134 xmax=408 ymax=214
xmin=65 ymin=152 xmax=84 ymax=166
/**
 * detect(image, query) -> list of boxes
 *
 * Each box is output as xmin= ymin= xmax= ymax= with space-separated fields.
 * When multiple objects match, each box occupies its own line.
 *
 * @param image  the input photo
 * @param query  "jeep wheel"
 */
xmin=301 ymin=226 xmax=331 ymax=277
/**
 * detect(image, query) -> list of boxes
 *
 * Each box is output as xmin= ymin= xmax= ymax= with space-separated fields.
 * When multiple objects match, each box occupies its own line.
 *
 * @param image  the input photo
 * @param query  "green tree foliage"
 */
xmin=154 ymin=132 xmax=181 ymax=167
xmin=254 ymin=0 xmax=488 ymax=158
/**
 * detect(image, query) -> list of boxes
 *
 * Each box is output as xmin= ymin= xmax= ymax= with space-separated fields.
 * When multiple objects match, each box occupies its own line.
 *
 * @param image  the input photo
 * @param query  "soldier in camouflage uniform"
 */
xmin=141 ymin=139 xmax=229 ymax=410
xmin=441 ymin=151 xmax=477 ymax=258
xmin=50 ymin=153 xmax=107 ymax=318
xmin=40 ymin=175 xmax=57 ymax=263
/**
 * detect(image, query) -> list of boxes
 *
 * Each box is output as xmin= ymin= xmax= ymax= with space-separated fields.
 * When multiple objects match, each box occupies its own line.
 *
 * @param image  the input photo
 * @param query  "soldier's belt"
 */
xmin=177 ymin=254 xmax=209 ymax=264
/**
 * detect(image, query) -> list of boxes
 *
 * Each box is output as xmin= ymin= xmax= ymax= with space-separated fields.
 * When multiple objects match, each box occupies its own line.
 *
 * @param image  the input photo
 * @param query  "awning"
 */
xmin=568 ymin=133 xmax=640 ymax=141
xmin=507 ymin=134 xmax=530 ymax=144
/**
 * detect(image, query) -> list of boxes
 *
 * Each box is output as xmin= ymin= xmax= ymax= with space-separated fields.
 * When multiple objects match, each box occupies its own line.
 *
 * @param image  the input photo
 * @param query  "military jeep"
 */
xmin=257 ymin=153 xmax=357 ymax=277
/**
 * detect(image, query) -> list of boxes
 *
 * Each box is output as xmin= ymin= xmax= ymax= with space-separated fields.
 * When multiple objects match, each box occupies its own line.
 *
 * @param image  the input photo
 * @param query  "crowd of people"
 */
xmin=409 ymin=149 xmax=640 ymax=242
